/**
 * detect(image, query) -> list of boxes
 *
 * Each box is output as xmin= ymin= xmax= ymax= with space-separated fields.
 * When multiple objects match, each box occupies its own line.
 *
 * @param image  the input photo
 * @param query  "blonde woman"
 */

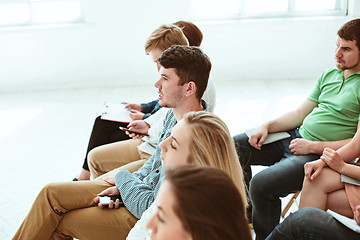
xmin=127 ymin=111 xmax=249 ymax=239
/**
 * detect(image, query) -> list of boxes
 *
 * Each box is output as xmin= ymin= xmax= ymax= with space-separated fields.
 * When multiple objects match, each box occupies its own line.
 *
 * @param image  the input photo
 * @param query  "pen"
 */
xmin=121 ymin=102 xmax=134 ymax=113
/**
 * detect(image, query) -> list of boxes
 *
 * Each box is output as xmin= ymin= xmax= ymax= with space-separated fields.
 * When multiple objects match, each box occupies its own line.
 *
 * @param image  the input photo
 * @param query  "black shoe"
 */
xmin=72 ymin=177 xmax=78 ymax=181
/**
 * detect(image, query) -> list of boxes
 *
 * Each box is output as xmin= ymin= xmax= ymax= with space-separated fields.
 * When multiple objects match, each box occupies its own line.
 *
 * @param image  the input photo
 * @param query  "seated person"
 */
xmin=14 ymin=111 xmax=244 ymax=239
xmin=76 ymin=20 xmax=216 ymax=180
xmin=299 ymin=121 xmax=360 ymax=223
xmin=147 ymin=165 xmax=252 ymax=240
xmin=13 ymin=45 xmax=212 ymax=240
xmin=86 ymin=22 xmax=216 ymax=180
xmin=233 ymin=18 xmax=360 ymax=239
xmin=126 ymin=111 xmax=248 ymax=239
xmin=270 ymin=103 xmax=360 ymax=240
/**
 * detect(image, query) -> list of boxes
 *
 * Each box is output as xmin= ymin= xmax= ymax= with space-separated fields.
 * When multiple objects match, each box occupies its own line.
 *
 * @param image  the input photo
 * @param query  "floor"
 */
xmin=0 ymin=78 xmax=313 ymax=239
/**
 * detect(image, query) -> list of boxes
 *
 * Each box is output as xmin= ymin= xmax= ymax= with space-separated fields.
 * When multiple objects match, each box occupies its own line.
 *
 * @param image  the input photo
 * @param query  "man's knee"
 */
xmin=233 ymin=133 xmax=249 ymax=146
xmin=287 ymin=208 xmax=312 ymax=224
xmin=249 ymin=172 xmax=268 ymax=200
xmin=283 ymin=208 xmax=326 ymax=235
xmin=87 ymin=147 xmax=101 ymax=171
xmin=40 ymin=183 xmax=67 ymax=214
xmin=249 ymin=168 xmax=281 ymax=200
xmin=42 ymin=182 xmax=61 ymax=196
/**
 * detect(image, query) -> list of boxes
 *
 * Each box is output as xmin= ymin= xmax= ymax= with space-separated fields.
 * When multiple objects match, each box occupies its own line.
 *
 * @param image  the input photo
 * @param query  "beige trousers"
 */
xmin=13 ymin=180 xmax=138 ymax=240
xmin=88 ymin=138 xmax=151 ymax=179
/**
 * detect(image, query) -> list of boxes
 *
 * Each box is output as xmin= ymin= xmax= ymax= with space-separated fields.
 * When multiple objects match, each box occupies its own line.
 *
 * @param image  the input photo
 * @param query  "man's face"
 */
xmin=154 ymin=66 xmax=186 ymax=108
xmin=335 ymin=37 xmax=360 ymax=72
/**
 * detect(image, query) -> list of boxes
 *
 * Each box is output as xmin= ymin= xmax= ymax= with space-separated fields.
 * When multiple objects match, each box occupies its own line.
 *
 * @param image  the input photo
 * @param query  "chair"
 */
xmin=281 ymin=191 xmax=301 ymax=218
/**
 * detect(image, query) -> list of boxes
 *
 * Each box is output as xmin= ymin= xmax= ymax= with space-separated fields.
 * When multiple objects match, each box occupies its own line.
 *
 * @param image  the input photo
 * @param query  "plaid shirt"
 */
xmin=115 ymin=109 xmax=176 ymax=219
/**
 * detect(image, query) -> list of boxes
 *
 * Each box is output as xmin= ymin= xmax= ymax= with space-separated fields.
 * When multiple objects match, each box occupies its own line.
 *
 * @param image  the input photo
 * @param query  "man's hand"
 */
xmin=320 ymin=147 xmax=346 ymax=173
xmin=129 ymin=110 xmax=145 ymax=120
xmin=103 ymin=169 xmax=121 ymax=185
xmin=123 ymin=102 xmax=142 ymax=112
xmin=126 ymin=120 xmax=150 ymax=139
xmin=248 ymin=126 xmax=268 ymax=150
xmin=289 ymin=138 xmax=316 ymax=155
xmin=304 ymin=159 xmax=326 ymax=182
xmin=94 ymin=186 xmax=121 ymax=209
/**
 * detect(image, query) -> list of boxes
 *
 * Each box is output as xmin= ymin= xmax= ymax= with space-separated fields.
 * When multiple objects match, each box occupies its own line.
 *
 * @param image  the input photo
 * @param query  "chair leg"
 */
xmin=281 ymin=192 xmax=300 ymax=218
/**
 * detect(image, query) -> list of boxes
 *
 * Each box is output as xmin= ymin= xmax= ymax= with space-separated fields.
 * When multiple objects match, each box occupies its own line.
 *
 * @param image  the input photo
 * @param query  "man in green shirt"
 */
xmin=234 ymin=18 xmax=360 ymax=240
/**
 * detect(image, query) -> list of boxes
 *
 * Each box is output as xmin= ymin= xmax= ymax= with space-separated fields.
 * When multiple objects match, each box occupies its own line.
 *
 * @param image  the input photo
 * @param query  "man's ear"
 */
xmin=185 ymin=81 xmax=197 ymax=97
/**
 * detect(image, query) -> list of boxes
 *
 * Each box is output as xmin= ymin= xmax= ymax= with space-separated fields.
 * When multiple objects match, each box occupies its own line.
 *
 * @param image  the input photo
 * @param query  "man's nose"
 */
xmin=335 ymin=48 xmax=342 ymax=58
xmin=154 ymin=79 xmax=161 ymax=88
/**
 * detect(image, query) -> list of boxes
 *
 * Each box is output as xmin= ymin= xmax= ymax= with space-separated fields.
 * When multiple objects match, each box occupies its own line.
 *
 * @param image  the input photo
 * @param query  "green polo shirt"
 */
xmin=299 ymin=67 xmax=360 ymax=141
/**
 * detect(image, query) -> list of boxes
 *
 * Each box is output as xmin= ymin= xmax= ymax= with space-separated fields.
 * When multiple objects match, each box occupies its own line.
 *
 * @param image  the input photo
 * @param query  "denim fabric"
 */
xmin=233 ymin=129 xmax=321 ymax=240
xmin=266 ymin=207 xmax=360 ymax=240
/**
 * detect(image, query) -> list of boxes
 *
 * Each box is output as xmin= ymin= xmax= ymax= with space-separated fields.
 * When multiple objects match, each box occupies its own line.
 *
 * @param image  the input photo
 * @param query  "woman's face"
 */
xmin=146 ymin=181 xmax=192 ymax=240
xmin=159 ymin=120 xmax=191 ymax=168
xmin=149 ymin=48 xmax=162 ymax=72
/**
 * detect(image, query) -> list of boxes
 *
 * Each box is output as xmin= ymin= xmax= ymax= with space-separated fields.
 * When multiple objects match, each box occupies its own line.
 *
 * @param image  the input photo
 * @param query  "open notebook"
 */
xmin=100 ymin=102 xmax=132 ymax=123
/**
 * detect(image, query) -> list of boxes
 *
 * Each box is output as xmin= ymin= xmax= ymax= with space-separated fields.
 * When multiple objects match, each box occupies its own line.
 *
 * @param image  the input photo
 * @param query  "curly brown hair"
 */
xmin=338 ymin=19 xmax=360 ymax=51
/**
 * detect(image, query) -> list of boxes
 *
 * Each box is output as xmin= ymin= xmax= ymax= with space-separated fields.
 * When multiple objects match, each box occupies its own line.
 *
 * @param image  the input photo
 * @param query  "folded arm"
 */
xmin=321 ymin=147 xmax=360 ymax=180
xmin=290 ymin=138 xmax=351 ymax=155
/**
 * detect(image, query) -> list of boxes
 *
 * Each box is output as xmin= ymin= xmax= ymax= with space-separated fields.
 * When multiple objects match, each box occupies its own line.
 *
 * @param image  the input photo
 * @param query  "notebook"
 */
xmin=341 ymin=174 xmax=360 ymax=186
xmin=327 ymin=209 xmax=360 ymax=233
xmin=100 ymin=102 xmax=133 ymax=123
xmin=245 ymin=128 xmax=291 ymax=145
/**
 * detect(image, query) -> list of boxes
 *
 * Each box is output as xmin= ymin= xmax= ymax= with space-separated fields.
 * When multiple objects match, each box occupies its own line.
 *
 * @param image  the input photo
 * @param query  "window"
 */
xmin=0 ymin=0 xmax=84 ymax=27
xmin=191 ymin=0 xmax=348 ymax=20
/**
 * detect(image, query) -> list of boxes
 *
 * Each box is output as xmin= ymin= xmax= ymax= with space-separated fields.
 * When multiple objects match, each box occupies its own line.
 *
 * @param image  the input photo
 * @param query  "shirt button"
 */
xmin=155 ymin=170 xmax=159 ymax=173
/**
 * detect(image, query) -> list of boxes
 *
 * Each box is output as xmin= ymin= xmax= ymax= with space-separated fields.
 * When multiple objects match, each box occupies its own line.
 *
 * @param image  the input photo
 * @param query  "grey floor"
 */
xmin=0 ymin=78 xmax=313 ymax=239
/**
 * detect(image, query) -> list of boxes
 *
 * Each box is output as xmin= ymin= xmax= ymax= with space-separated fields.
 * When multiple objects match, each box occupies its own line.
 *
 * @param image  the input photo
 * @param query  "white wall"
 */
xmin=0 ymin=0 xmax=359 ymax=93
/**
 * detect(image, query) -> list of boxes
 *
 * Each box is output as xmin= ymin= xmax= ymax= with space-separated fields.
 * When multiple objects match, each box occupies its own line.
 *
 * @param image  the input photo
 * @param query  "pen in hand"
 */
xmin=121 ymin=102 xmax=134 ymax=113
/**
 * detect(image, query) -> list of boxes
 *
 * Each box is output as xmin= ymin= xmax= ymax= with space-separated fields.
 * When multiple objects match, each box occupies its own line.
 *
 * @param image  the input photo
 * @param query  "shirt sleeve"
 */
xmin=202 ymin=78 xmax=216 ymax=113
xmin=308 ymin=72 xmax=324 ymax=103
xmin=140 ymin=100 xmax=159 ymax=113
xmin=132 ymin=155 xmax=155 ymax=180
xmin=142 ymin=113 xmax=151 ymax=120
xmin=114 ymin=156 xmax=159 ymax=219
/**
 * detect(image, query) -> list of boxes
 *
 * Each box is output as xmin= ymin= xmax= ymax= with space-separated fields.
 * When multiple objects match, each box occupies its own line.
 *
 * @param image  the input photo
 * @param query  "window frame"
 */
xmin=190 ymin=0 xmax=348 ymax=21
xmin=0 ymin=0 xmax=84 ymax=28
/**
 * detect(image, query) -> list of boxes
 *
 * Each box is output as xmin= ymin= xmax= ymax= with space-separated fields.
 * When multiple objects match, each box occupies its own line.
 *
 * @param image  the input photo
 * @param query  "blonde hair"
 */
xmin=144 ymin=24 xmax=189 ymax=54
xmin=183 ymin=111 xmax=248 ymax=210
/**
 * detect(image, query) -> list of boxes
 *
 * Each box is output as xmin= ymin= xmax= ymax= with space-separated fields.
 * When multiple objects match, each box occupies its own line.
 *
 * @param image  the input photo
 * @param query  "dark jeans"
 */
xmin=82 ymin=116 xmax=130 ymax=171
xmin=233 ymin=129 xmax=320 ymax=240
xmin=266 ymin=207 xmax=360 ymax=240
